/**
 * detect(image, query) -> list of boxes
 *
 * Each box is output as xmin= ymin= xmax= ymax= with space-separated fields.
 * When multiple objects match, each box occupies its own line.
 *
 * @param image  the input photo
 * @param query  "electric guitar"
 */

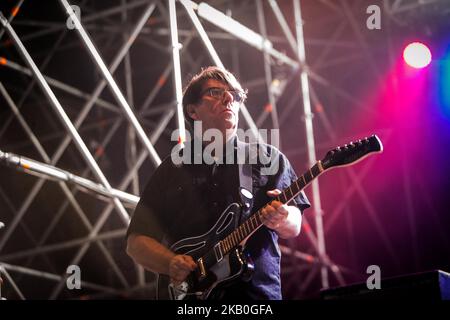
xmin=156 ymin=135 xmax=383 ymax=300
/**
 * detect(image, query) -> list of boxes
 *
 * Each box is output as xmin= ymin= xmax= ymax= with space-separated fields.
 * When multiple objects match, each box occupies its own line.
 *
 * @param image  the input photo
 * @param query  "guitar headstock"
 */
xmin=321 ymin=135 xmax=383 ymax=170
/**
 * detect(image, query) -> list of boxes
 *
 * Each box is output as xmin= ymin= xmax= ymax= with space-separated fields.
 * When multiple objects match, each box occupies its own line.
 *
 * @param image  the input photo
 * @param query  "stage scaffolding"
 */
xmin=0 ymin=0 xmax=448 ymax=299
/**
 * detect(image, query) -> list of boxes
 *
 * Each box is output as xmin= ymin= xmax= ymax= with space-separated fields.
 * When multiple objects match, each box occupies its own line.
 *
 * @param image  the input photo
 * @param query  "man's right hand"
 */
xmin=169 ymin=254 xmax=197 ymax=285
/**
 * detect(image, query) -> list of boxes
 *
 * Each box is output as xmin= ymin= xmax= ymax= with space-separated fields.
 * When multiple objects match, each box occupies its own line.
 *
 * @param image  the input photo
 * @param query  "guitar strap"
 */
xmin=236 ymin=139 xmax=253 ymax=226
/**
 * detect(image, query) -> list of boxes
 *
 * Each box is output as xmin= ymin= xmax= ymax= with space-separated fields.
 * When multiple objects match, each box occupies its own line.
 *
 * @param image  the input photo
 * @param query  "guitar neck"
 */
xmin=218 ymin=161 xmax=325 ymax=256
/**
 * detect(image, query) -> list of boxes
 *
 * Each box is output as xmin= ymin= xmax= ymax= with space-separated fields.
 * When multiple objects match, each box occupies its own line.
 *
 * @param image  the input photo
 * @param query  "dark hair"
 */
xmin=182 ymin=66 xmax=247 ymax=130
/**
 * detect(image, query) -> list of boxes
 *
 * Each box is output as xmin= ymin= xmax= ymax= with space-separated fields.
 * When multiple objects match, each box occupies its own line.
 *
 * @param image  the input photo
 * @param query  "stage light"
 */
xmin=403 ymin=42 xmax=432 ymax=69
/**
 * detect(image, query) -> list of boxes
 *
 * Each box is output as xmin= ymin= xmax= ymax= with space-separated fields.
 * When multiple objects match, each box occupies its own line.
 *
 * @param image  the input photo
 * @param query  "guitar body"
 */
xmin=156 ymin=203 xmax=254 ymax=300
xmin=154 ymin=135 xmax=383 ymax=300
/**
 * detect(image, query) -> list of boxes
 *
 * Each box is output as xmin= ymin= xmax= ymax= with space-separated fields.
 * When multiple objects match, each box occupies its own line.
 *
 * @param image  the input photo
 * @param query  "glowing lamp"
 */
xmin=403 ymin=42 xmax=432 ymax=69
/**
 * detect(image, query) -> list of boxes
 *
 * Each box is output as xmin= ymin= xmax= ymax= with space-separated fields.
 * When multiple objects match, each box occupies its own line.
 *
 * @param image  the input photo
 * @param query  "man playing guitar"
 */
xmin=126 ymin=66 xmax=310 ymax=300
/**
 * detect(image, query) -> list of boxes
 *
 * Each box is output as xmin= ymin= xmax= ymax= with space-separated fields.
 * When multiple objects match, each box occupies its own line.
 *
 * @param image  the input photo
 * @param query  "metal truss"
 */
xmin=0 ymin=0 xmax=449 ymax=300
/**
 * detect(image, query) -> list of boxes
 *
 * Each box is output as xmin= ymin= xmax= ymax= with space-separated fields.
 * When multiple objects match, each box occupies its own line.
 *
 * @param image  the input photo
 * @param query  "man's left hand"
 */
xmin=261 ymin=189 xmax=289 ymax=229
xmin=261 ymin=189 xmax=302 ymax=238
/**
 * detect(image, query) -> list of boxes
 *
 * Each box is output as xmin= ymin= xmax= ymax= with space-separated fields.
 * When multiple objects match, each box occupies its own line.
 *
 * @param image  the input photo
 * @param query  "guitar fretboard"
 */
xmin=218 ymin=161 xmax=324 ymax=255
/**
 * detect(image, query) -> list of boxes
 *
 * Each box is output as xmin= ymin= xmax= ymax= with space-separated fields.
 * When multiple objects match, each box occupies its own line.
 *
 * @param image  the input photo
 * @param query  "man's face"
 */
xmin=187 ymin=79 xmax=242 ymax=142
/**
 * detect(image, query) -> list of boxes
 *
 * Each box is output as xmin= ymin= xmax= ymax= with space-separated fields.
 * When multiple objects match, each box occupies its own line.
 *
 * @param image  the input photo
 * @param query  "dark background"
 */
xmin=1 ymin=0 xmax=450 ymax=299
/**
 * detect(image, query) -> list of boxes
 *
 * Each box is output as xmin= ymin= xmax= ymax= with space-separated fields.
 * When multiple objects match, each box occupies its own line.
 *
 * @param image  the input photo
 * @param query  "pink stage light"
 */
xmin=403 ymin=42 xmax=432 ymax=69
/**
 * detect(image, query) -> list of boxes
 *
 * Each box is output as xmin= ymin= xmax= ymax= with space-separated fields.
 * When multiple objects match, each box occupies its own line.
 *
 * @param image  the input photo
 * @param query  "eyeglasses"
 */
xmin=201 ymin=87 xmax=247 ymax=104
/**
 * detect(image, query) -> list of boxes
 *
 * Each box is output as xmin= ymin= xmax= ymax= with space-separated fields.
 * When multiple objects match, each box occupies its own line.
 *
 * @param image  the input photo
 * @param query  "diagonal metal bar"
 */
xmin=281 ymin=264 xmax=313 ymax=275
xmin=80 ymin=0 xmax=152 ymax=23
xmin=256 ymin=0 xmax=280 ymax=134
xmin=0 ymin=149 xmax=140 ymax=207
xmin=323 ymin=155 xmax=378 ymax=233
xmin=48 ymin=201 xmax=117 ymax=299
xmin=47 ymin=163 xmax=141 ymax=298
xmin=0 ymin=13 xmax=130 ymax=252
xmin=168 ymin=0 xmax=187 ymax=144
xmin=42 ymin=98 xmax=176 ymax=299
xmin=265 ymin=85 xmax=335 ymax=284
xmin=268 ymin=0 xmax=298 ymax=56
xmin=60 ymin=0 xmax=161 ymax=167
xmin=391 ymin=0 xmax=443 ymax=14
xmin=340 ymin=1 xmax=383 ymax=85
xmin=3 ymin=115 xmax=120 ymax=151
xmin=311 ymin=87 xmax=393 ymax=280
xmin=179 ymin=0 xmax=263 ymax=141
xmin=0 ymin=0 xmax=94 ymax=141
xmin=309 ymin=73 xmax=374 ymax=113
xmin=0 ymin=185 xmax=60 ymax=279
xmin=0 ymin=265 xmax=25 ymax=300
xmin=318 ymin=0 xmax=344 ymax=14
xmin=138 ymin=36 xmax=172 ymax=54
xmin=0 ymin=0 xmax=152 ymax=49
xmin=0 ymin=262 xmax=122 ymax=295
xmin=184 ymin=1 xmax=339 ymax=91
xmin=0 ymin=2 xmax=157 ymax=252
xmin=0 ymin=178 xmax=46 ymax=252
xmin=31 ymin=62 xmax=182 ymax=261
xmin=391 ymin=0 xmax=404 ymax=12
xmin=294 ymin=0 xmax=328 ymax=289
xmin=1 ymin=58 xmax=120 ymax=113
xmin=415 ymin=170 xmax=450 ymax=252
xmin=19 ymin=33 xmax=183 ymax=271
xmin=0 ymin=65 xmax=130 ymax=290
xmin=0 ymin=83 xmax=48 ymax=160
xmin=297 ymin=265 xmax=319 ymax=297
xmin=0 ymin=25 xmax=63 ymax=48
xmin=0 ymin=229 xmax=126 ymax=262
xmin=179 ymin=0 xmax=224 ymax=68
xmin=195 ymin=1 xmax=299 ymax=68
xmin=137 ymin=23 xmax=195 ymax=116
xmin=140 ymin=64 xmax=174 ymax=113
xmin=121 ymin=0 xmax=139 ymax=198
xmin=47 ymin=107 xmax=177 ymax=299
xmin=346 ymin=168 xmax=400 ymax=268
xmin=207 ymin=8 xmax=325 ymax=264
xmin=0 ymin=28 xmax=68 ymax=141
xmin=321 ymin=133 xmax=401 ymax=269
xmin=0 ymin=0 xmax=25 ymax=41
xmin=315 ymin=52 xmax=365 ymax=70
xmin=311 ymin=21 xmax=346 ymax=69
xmin=121 ymin=0 xmax=144 ymax=287
xmin=18 ymin=120 xmax=124 ymax=264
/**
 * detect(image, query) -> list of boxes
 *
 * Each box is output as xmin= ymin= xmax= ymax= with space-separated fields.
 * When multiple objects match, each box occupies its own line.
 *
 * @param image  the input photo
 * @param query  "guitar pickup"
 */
xmin=214 ymin=243 xmax=223 ymax=262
